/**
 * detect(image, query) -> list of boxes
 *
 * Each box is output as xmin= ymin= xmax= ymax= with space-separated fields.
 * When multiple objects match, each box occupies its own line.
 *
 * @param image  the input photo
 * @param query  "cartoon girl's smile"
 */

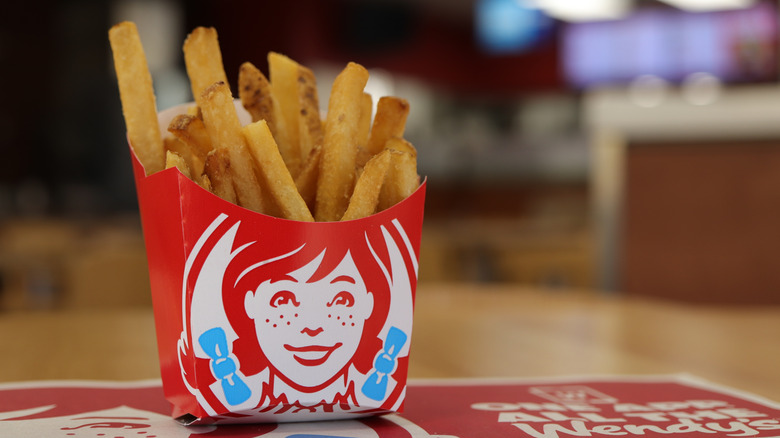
xmin=284 ymin=342 xmax=343 ymax=366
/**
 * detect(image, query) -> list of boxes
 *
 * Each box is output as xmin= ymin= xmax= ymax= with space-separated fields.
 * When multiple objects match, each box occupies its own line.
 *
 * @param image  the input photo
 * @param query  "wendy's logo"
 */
xmin=244 ymin=249 xmax=375 ymax=389
xmin=176 ymin=212 xmax=419 ymax=419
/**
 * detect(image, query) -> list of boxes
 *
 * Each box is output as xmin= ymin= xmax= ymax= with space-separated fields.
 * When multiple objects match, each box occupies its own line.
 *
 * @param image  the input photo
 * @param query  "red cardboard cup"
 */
xmin=130 ymin=103 xmax=426 ymax=425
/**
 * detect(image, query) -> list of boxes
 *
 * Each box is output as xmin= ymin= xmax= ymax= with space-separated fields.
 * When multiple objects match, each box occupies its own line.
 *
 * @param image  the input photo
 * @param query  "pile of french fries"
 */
xmin=109 ymin=22 xmax=419 ymax=222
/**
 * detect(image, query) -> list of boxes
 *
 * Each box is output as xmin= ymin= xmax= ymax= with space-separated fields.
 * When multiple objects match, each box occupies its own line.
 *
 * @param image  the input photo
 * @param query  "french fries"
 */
xmin=200 ymin=81 xmax=265 ymax=213
xmin=379 ymin=138 xmax=419 ymax=211
xmin=183 ymin=27 xmax=229 ymax=109
xmin=165 ymin=150 xmax=192 ymax=179
xmin=205 ymin=148 xmax=237 ymax=205
xmin=108 ymin=21 xmax=165 ymax=175
xmin=295 ymin=144 xmax=322 ymax=212
xmin=268 ymin=52 xmax=304 ymax=177
xmin=296 ymin=65 xmax=324 ymax=173
xmin=243 ymin=120 xmax=314 ymax=222
xmin=315 ymin=62 xmax=370 ymax=222
xmin=342 ymin=150 xmax=391 ymax=221
xmin=355 ymin=92 xmax=373 ymax=167
xmin=167 ymin=114 xmax=211 ymax=175
xmin=238 ymin=62 xmax=277 ymax=130
xmin=367 ymin=96 xmax=410 ymax=156
xmin=110 ymin=23 xmax=421 ymax=222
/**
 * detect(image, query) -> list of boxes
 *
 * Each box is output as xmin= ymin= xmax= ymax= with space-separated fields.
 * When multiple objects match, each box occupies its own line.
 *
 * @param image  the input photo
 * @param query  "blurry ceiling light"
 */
xmin=534 ymin=0 xmax=630 ymax=22
xmin=656 ymin=0 xmax=755 ymax=11
xmin=628 ymin=75 xmax=669 ymax=108
xmin=681 ymin=72 xmax=722 ymax=105
xmin=475 ymin=0 xmax=552 ymax=52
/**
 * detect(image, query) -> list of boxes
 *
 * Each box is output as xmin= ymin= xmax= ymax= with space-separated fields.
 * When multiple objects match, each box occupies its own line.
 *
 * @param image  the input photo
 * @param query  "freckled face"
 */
xmin=245 ymin=251 xmax=374 ymax=388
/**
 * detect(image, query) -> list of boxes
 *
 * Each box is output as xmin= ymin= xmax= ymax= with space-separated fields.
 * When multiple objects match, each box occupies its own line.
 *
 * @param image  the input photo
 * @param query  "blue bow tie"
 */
xmin=198 ymin=327 xmax=252 ymax=406
xmin=362 ymin=326 xmax=408 ymax=401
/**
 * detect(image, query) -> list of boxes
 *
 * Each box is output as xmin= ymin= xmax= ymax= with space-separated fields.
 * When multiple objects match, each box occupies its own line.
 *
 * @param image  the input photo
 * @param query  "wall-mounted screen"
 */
xmin=562 ymin=1 xmax=777 ymax=87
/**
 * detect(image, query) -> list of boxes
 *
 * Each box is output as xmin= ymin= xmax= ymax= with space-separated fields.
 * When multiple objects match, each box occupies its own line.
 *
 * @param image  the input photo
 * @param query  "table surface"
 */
xmin=2 ymin=283 xmax=778 ymax=402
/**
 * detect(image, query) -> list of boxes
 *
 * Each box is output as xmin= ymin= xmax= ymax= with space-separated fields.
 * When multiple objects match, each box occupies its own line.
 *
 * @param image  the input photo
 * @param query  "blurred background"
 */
xmin=1 ymin=0 xmax=779 ymax=311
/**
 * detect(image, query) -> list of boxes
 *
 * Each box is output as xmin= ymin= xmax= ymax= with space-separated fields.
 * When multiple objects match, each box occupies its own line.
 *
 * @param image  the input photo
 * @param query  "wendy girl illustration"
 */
xmin=170 ymin=187 xmax=423 ymax=423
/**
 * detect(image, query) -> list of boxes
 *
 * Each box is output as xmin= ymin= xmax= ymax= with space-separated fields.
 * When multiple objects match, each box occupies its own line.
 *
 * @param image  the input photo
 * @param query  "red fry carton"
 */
xmin=130 ymin=103 xmax=426 ymax=424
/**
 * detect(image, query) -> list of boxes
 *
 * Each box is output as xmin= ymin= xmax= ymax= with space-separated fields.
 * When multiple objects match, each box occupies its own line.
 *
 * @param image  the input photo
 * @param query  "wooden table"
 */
xmin=2 ymin=284 xmax=778 ymax=402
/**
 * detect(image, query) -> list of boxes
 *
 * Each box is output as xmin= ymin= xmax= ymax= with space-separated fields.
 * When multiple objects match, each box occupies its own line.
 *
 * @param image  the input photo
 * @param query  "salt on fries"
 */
xmin=109 ymin=22 xmax=420 ymax=221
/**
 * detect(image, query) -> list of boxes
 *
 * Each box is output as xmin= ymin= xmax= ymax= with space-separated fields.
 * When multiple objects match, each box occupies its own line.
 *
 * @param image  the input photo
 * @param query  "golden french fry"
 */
xmin=378 ymin=138 xmax=419 ymax=211
xmin=165 ymin=135 xmax=213 ymax=190
xmin=297 ymin=64 xmax=323 ymax=169
xmin=183 ymin=27 xmax=229 ymax=109
xmin=243 ymin=120 xmax=314 ymax=222
xmin=163 ymin=135 xmax=189 ymax=164
xmin=315 ymin=62 xmax=369 ymax=221
xmin=358 ymin=92 xmax=373 ymax=148
xmin=197 ymin=174 xmax=213 ymax=192
xmin=165 ymin=150 xmax=193 ymax=179
xmin=108 ymin=21 xmax=165 ymax=175
xmin=354 ymin=92 xmax=374 ymax=168
xmin=165 ymin=137 xmax=205 ymax=180
xmin=268 ymin=52 xmax=303 ymax=176
xmin=239 ymin=62 xmax=275 ymax=124
xmin=200 ymin=81 xmax=265 ymax=213
xmin=342 ymin=149 xmax=392 ymax=221
xmin=295 ymin=144 xmax=322 ymax=212
xmin=166 ymin=117 xmax=212 ymax=177
xmin=384 ymin=135 xmax=417 ymax=156
xmin=168 ymin=114 xmax=213 ymax=160
xmin=366 ymin=96 xmax=410 ymax=156
xmin=238 ymin=61 xmax=293 ymax=177
xmin=204 ymin=148 xmax=237 ymax=204
xmin=163 ymin=135 xmax=179 ymax=152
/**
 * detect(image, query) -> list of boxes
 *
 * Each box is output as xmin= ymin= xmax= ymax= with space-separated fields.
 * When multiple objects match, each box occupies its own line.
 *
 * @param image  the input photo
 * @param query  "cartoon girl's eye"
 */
xmin=327 ymin=291 xmax=355 ymax=307
xmin=270 ymin=290 xmax=299 ymax=308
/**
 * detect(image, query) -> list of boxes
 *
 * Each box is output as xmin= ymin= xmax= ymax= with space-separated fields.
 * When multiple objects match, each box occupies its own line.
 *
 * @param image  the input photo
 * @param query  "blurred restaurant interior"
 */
xmin=2 ymin=0 xmax=780 ymax=311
